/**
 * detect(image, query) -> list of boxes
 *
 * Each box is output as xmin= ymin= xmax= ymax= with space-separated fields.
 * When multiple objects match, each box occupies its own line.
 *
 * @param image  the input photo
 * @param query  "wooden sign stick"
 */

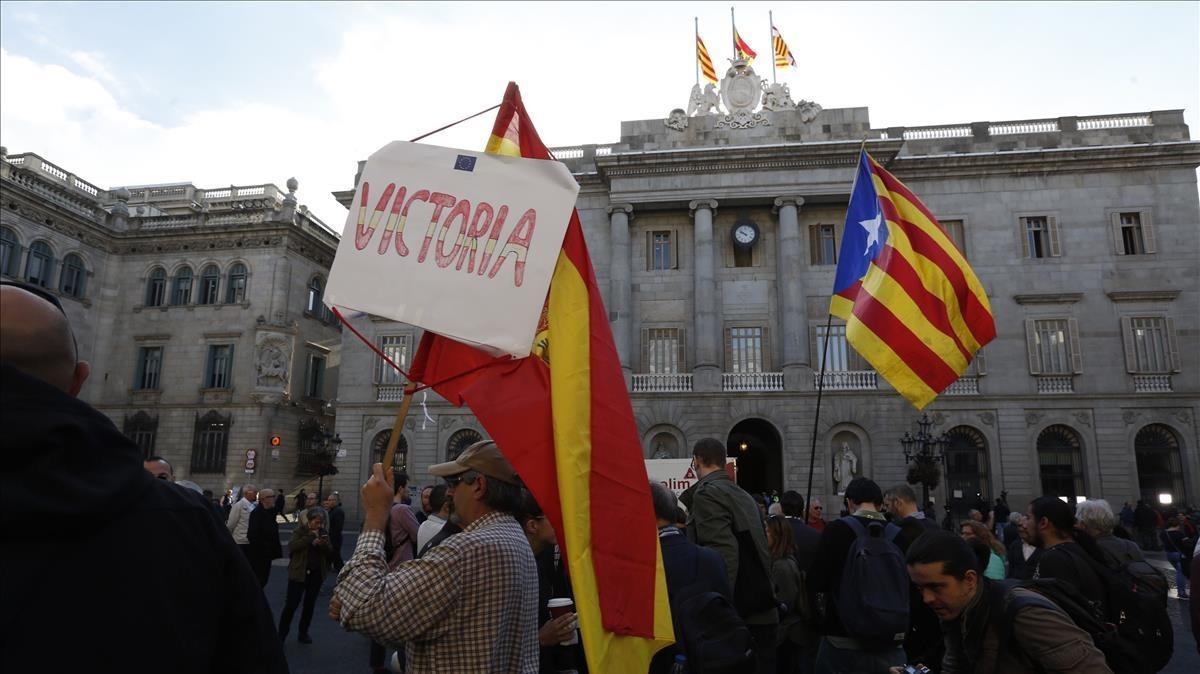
xmin=381 ymin=386 xmax=416 ymax=476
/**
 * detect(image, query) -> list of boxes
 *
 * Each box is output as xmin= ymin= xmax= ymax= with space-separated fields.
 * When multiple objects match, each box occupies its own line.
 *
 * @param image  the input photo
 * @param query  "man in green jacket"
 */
xmin=680 ymin=437 xmax=779 ymax=673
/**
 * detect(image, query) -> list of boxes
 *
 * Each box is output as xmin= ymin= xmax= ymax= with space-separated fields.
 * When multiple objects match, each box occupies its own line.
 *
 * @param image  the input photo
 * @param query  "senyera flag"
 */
xmin=409 ymin=82 xmax=674 ymax=671
xmin=830 ymin=150 xmax=996 ymax=409
xmin=697 ymin=34 xmax=719 ymax=85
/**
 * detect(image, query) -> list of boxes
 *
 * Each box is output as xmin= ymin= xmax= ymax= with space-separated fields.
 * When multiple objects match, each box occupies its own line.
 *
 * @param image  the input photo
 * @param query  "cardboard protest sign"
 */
xmin=325 ymin=141 xmax=579 ymax=358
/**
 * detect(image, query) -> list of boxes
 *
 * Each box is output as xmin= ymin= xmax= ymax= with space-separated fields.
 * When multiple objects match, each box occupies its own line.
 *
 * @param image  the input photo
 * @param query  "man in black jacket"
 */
xmin=324 ymin=492 xmax=346 ymax=570
xmin=884 ymin=484 xmax=942 ymax=671
xmin=0 ymin=282 xmax=287 ymax=674
xmin=248 ymin=489 xmax=284 ymax=587
xmin=779 ymin=490 xmax=822 ymax=572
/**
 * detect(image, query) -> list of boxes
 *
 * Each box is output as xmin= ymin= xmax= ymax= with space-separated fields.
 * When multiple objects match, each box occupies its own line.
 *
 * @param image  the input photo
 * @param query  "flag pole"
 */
xmin=803 ymin=137 xmax=871 ymax=527
xmin=769 ymin=10 xmax=777 ymax=83
xmin=695 ymin=17 xmax=700 ymax=87
xmin=730 ymin=6 xmax=737 ymax=56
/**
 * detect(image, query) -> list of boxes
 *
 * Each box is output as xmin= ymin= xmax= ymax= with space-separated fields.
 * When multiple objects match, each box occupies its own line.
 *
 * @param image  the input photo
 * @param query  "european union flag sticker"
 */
xmin=454 ymin=154 xmax=477 ymax=172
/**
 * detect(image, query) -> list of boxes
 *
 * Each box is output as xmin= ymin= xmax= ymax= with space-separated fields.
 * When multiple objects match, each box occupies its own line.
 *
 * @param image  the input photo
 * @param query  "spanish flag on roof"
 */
xmin=830 ymin=150 xmax=996 ymax=409
xmin=734 ymin=26 xmax=757 ymax=62
xmin=410 ymin=82 xmax=674 ymax=672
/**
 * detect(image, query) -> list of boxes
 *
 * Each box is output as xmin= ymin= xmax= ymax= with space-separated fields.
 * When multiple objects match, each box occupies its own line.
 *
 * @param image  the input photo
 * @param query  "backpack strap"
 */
xmin=840 ymin=515 xmax=867 ymax=539
xmin=993 ymin=581 xmax=1055 ymax=674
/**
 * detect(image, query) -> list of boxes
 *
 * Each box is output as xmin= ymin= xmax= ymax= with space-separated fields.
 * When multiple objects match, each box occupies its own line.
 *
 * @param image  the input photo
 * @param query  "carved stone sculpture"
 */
xmin=687 ymin=83 xmax=722 ymax=116
xmin=664 ymin=108 xmax=689 ymax=131
xmin=760 ymin=82 xmax=796 ymax=111
xmin=833 ymin=442 xmax=859 ymax=494
xmin=796 ymin=99 xmax=823 ymax=124
xmin=254 ymin=333 xmax=292 ymax=390
xmin=716 ymin=59 xmax=770 ymax=129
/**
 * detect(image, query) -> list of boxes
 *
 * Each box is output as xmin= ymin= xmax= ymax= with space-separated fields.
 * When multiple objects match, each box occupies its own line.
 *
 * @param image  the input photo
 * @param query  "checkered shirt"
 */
xmin=335 ymin=510 xmax=539 ymax=673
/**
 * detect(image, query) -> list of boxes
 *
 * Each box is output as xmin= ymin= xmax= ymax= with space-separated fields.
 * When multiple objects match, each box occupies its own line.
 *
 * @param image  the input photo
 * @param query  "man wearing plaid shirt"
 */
xmin=331 ymin=440 xmax=540 ymax=673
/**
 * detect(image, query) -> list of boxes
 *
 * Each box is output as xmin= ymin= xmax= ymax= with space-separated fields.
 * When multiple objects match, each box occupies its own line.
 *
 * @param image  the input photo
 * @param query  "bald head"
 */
xmin=0 ymin=285 xmax=89 ymax=395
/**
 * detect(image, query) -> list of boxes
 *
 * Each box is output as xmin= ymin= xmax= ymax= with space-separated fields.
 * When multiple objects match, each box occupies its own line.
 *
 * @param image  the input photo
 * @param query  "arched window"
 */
xmin=0 ymin=226 xmax=20 ymax=277
xmin=191 ymin=410 xmax=231 ymax=474
xmin=1135 ymin=424 xmax=1186 ymax=505
xmin=944 ymin=426 xmax=990 ymax=517
xmin=372 ymin=430 xmax=410 ymax=473
xmin=123 ymin=411 xmax=158 ymax=460
xmin=1037 ymin=425 xmax=1084 ymax=502
xmin=198 ymin=264 xmax=220 ymax=305
xmin=225 ymin=263 xmax=247 ymax=303
xmin=24 ymin=240 xmax=53 ymax=287
xmin=446 ymin=428 xmax=483 ymax=461
xmin=307 ymin=276 xmax=325 ymax=318
xmin=145 ymin=267 xmax=167 ymax=306
xmin=171 ymin=266 xmax=193 ymax=305
xmin=59 ymin=253 xmax=86 ymax=298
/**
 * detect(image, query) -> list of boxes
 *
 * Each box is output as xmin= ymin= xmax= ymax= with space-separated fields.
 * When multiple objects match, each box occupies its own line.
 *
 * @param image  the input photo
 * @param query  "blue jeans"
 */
xmin=1167 ymin=552 xmax=1189 ymax=597
xmin=815 ymin=638 xmax=905 ymax=673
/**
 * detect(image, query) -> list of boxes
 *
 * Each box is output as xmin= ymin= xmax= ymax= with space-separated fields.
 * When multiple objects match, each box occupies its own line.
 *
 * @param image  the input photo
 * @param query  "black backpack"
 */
xmin=835 ymin=517 xmax=910 ymax=644
xmin=671 ymin=552 xmax=753 ymax=674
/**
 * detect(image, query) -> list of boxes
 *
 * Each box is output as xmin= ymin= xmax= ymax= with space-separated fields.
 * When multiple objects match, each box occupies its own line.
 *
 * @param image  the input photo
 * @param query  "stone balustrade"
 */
xmin=815 ymin=370 xmax=878 ymax=390
xmin=377 ymin=385 xmax=408 ymax=402
xmin=1037 ymin=376 xmax=1075 ymax=394
xmin=1133 ymin=374 xmax=1173 ymax=393
xmin=944 ymin=376 xmax=980 ymax=395
xmin=632 ymin=373 xmax=694 ymax=393
xmin=723 ymin=372 xmax=785 ymax=392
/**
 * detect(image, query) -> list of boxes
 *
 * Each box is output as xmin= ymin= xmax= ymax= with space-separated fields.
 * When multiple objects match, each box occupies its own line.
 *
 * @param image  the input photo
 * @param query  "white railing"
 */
xmin=41 ymin=162 xmax=68 ymax=181
xmin=1037 ymin=376 xmax=1075 ymax=394
xmin=237 ymin=186 xmax=265 ymax=196
xmin=596 ymin=146 xmax=613 ymax=156
xmin=203 ymin=188 xmax=231 ymax=199
xmin=815 ymin=370 xmax=877 ymax=390
xmin=943 ymin=377 xmax=979 ymax=395
xmin=72 ymin=177 xmax=99 ymax=196
xmin=723 ymin=372 xmax=784 ymax=392
xmin=903 ymin=125 xmax=971 ymax=140
xmin=7 ymin=156 xmax=25 ymax=165
xmin=632 ymin=373 xmax=694 ymax=393
xmin=377 ymin=385 xmax=409 ymax=401
xmin=1078 ymin=114 xmax=1152 ymax=130
xmin=148 ymin=186 xmax=187 ymax=198
xmin=141 ymin=216 xmax=200 ymax=229
xmin=552 ymin=148 xmax=584 ymax=159
xmin=990 ymin=120 xmax=1059 ymax=136
xmin=1133 ymin=374 xmax=1172 ymax=393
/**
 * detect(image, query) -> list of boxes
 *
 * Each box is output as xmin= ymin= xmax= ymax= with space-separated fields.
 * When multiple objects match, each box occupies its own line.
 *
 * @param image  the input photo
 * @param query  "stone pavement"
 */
xmin=264 ymin=529 xmax=1198 ymax=673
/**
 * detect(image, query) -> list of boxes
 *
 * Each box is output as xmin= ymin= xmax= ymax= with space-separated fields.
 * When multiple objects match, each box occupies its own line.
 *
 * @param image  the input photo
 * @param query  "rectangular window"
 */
xmin=1129 ymin=317 xmax=1170 ymax=373
xmin=304 ymin=354 xmax=326 ymax=398
xmin=191 ymin=414 xmax=230 ymax=474
xmin=810 ymin=224 xmax=837 ymax=265
xmin=1024 ymin=217 xmax=1047 ymax=258
xmin=816 ymin=325 xmax=849 ymax=371
xmin=1033 ymin=319 xmax=1071 ymax=374
xmin=377 ymin=335 xmax=411 ymax=384
xmin=727 ymin=327 xmax=764 ymax=373
xmin=645 ymin=328 xmax=683 ymax=374
xmin=941 ymin=219 xmax=966 ymax=256
xmin=134 ymin=346 xmax=163 ymax=390
xmin=733 ymin=245 xmax=753 ymax=268
xmin=648 ymin=231 xmax=675 ymax=271
xmin=130 ymin=429 xmax=156 ymax=458
xmin=204 ymin=344 xmax=234 ymax=389
xmin=199 ymin=276 xmax=219 ymax=304
xmin=1119 ymin=213 xmax=1145 ymax=255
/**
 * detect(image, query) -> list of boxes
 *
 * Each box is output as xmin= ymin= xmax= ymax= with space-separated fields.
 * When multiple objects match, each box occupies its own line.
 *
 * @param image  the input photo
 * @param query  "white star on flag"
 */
xmin=859 ymin=212 xmax=883 ymax=255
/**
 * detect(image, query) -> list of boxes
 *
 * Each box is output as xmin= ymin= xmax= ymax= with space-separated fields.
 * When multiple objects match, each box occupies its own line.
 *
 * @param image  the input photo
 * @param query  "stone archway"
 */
xmin=726 ymin=418 xmax=783 ymax=496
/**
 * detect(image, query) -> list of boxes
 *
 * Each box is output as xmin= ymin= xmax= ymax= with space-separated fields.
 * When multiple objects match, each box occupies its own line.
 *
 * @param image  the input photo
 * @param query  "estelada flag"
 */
xmin=697 ymin=34 xmax=719 ymax=84
xmin=409 ymin=83 xmax=674 ymax=671
xmin=734 ymin=26 xmax=757 ymax=62
xmin=830 ymin=150 xmax=996 ymax=409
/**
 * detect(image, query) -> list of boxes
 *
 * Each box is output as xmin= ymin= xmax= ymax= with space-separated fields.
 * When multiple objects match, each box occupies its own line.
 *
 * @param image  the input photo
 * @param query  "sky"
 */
xmin=1 ymin=1 xmax=1197 ymax=231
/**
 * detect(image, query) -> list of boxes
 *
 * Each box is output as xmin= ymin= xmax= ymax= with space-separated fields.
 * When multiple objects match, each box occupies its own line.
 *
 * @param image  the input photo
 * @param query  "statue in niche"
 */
xmin=833 ymin=441 xmax=859 ymax=494
xmin=651 ymin=442 xmax=672 ymax=459
xmin=255 ymin=340 xmax=290 ymax=388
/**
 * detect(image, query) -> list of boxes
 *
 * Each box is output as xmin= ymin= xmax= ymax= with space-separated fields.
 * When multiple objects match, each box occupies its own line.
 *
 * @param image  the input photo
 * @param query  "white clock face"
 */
xmin=735 ymin=225 xmax=756 ymax=244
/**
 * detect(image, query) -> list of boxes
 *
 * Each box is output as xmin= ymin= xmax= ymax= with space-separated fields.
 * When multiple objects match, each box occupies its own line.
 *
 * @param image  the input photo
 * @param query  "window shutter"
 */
xmin=761 ymin=325 xmax=771 ymax=371
xmin=1141 ymin=211 xmax=1156 ymax=254
xmin=1019 ymin=218 xmax=1030 ymax=259
xmin=724 ymin=328 xmax=733 ymax=371
xmin=1067 ymin=318 xmax=1082 ymax=374
xmin=644 ymin=231 xmax=651 ymax=271
xmin=1111 ymin=212 xmax=1125 ymax=255
xmin=1048 ymin=216 xmax=1062 ymax=257
xmin=832 ymin=222 xmax=843 ymax=263
xmin=640 ymin=329 xmax=650 ymax=373
xmin=973 ymin=348 xmax=987 ymax=375
xmin=671 ymin=229 xmax=680 ymax=269
xmin=1120 ymin=316 xmax=1137 ymax=373
xmin=1165 ymin=316 xmax=1180 ymax=372
xmin=134 ymin=350 xmax=146 ymax=389
xmin=1025 ymin=319 xmax=1041 ymax=375
xmin=203 ymin=347 xmax=214 ymax=388
xmin=808 ymin=226 xmax=818 ymax=265
xmin=679 ymin=327 xmax=688 ymax=371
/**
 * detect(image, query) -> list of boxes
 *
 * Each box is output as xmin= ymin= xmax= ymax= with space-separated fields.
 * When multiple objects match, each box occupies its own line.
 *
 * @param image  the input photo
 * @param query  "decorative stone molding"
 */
xmin=1072 ymin=411 xmax=1093 ymax=428
xmin=1105 ymin=290 xmax=1180 ymax=303
xmin=254 ymin=331 xmax=293 ymax=391
xmin=1122 ymin=410 xmax=1142 ymax=426
xmin=605 ymin=203 xmax=634 ymax=217
xmin=133 ymin=334 xmax=172 ymax=342
xmin=930 ymin=411 xmax=947 ymax=427
xmin=1025 ymin=411 xmax=1044 ymax=426
xmin=716 ymin=111 xmax=770 ymax=130
xmin=977 ymin=412 xmax=996 ymax=427
xmin=664 ymin=109 xmax=689 ymax=131
xmin=688 ymin=199 xmax=719 ymax=217
xmin=1014 ymin=293 xmax=1084 ymax=305
xmin=772 ymin=196 xmax=806 ymax=213
xmin=1175 ymin=411 xmax=1192 ymax=426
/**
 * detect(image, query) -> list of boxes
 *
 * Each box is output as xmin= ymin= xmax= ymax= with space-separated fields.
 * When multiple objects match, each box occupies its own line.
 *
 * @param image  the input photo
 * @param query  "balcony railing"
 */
xmin=376 ymin=385 xmax=408 ymax=401
xmin=815 ymin=370 xmax=878 ymax=390
xmin=1036 ymin=376 xmax=1075 ymax=394
xmin=1133 ymin=374 xmax=1173 ymax=393
xmin=632 ymin=373 xmax=693 ymax=393
xmin=723 ymin=372 xmax=784 ymax=392
xmin=943 ymin=376 xmax=980 ymax=395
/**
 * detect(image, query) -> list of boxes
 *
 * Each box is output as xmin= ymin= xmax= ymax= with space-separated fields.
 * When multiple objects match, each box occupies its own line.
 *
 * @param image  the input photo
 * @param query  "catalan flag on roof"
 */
xmin=410 ymin=82 xmax=674 ymax=672
xmin=830 ymin=150 xmax=996 ymax=409
xmin=697 ymin=34 xmax=719 ymax=84
xmin=772 ymin=24 xmax=796 ymax=69
xmin=734 ymin=26 xmax=757 ymax=62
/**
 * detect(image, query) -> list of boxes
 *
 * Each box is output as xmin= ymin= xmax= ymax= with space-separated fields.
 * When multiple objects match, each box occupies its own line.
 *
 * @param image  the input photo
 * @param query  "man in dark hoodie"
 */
xmin=0 ymin=282 xmax=288 ymax=674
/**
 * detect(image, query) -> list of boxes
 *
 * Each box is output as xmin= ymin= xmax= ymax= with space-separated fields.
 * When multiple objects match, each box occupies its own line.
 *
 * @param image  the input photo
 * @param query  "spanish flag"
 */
xmin=697 ymin=34 xmax=719 ymax=85
xmin=772 ymin=25 xmax=796 ymax=69
xmin=409 ymin=83 xmax=674 ymax=671
xmin=734 ymin=26 xmax=757 ymax=62
xmin=830 ymin=150 xmax=996 ymax=409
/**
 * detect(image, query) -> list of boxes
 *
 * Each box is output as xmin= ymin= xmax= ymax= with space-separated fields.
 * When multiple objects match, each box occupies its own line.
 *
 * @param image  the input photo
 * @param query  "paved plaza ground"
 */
xmin=265 ymin=527 xmax=1199 ymax=674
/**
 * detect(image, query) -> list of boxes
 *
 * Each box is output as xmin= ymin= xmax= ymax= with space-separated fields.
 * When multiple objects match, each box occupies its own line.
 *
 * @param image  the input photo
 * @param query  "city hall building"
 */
xmin=0 ymin=149 xmax=342 ymax=493
xmin=328 ymin=63 xmax=1199 ymax=519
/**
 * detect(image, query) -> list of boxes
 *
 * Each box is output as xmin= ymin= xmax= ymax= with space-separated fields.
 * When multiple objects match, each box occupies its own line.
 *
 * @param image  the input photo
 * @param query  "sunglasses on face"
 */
xmin=444 ymin=473 xmax=479 ymax=489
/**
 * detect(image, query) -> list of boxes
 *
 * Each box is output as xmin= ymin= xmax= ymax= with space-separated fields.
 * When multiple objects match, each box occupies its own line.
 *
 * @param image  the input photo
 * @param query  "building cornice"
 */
xmin=1014 ymin=292 xmax=1085 ymax=305
xmin=1106 ymin=290 xmax=1181 ymax=303
xmin=594 ymin=139 xmax=905 ymax=180
xmin=891 ymin=141 xmax=1200 ymax=181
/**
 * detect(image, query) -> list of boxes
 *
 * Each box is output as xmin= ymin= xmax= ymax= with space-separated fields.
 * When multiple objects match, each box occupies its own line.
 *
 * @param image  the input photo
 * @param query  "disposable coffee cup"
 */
xmin=547 ymin=598 xmax=579 ymax=645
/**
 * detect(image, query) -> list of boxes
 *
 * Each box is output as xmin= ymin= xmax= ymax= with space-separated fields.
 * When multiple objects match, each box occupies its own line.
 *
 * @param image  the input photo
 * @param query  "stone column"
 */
xmin=269 ymin=256 xmax=291 ymax=325
xmin=690 ymin=199 xmax=720 ymax=391
xmin=607 ymin=203 xmax=634 ymax=383
xmin=774 ymin=196 xmax=810 ymax=391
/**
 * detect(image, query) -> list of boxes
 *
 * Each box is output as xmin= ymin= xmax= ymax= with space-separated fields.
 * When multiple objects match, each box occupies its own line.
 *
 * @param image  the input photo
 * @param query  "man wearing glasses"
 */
xmin=332 ymin=440 xmax=539 ymax=672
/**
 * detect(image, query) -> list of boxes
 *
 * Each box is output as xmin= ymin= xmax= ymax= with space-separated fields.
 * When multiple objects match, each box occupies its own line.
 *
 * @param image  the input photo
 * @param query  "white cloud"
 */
xmin=67 ymin=50 xmax=119 ymax=88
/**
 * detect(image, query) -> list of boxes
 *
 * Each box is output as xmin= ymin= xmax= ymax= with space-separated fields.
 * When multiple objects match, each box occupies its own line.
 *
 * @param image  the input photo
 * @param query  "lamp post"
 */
xmin=314 ymin=427 xmax=342 ymax=500
xmin=900 ymin=413 xmax=949 ymax=507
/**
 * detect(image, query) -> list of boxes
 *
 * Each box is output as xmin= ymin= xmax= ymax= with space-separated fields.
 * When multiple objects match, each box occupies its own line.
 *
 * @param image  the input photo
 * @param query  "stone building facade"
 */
xmin=1 ymin=148 xmax=341 ymax=496
xmin=327 ymin=75 xmax=1200 ymax=521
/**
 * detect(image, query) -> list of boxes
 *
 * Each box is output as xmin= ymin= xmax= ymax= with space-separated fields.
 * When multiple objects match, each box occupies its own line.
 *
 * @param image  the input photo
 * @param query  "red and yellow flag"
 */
xmin=830 ymin=150 xmax=996 ymax=409
xmin=697 ymin=34 xmax=718 ymax=84
xmin=734 ymin=27 xmax=757 ymax=62
xmin=772 ymin=25 xmax=796 ymax=69
xmin=409 ymin=82 xmax=674 ymax=672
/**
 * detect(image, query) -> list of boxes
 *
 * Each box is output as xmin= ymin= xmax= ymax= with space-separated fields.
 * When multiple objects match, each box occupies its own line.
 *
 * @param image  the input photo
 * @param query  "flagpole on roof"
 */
xmin=769 ymin=10 xmax=777 ymax=83
xmin=730 ymin=6 xmax=737 ymax=56
xmin=695 ymin=17 xmax=700 ymax=87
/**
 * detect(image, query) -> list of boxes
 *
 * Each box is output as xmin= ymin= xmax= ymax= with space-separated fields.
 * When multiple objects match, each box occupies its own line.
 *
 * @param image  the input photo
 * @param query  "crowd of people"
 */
xmin=3 ymin=278 xmax=1199 ymax=674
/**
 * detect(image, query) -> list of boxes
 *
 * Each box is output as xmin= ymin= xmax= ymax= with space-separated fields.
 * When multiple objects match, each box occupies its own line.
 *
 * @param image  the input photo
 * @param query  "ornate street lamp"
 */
xmin=900 ymin=413 xmax=949 ymax=506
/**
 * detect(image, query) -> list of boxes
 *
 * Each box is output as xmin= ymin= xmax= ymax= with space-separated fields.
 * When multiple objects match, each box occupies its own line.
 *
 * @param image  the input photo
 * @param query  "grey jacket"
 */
xmin=680 ymin=469 xmax=778 ymax=625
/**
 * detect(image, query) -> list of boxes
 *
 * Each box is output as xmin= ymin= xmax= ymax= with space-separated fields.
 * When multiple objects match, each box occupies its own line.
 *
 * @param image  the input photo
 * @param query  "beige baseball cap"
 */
xmin=428 ymin=440 xmax=522 ymax=485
